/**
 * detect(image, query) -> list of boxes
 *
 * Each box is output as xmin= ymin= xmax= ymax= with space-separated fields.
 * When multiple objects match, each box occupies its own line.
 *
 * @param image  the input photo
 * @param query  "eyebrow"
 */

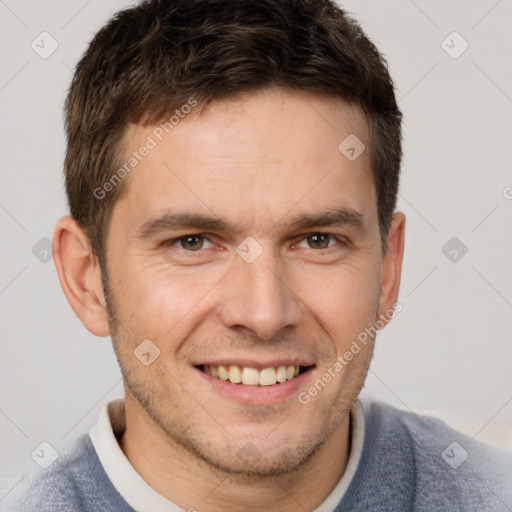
xmin=135 ymin=207 xmax=365 ymax=238
xmin=285 ymin=208 xmax=365 ymax=232
xmin=136 ymin=212 xmax=231 ymax=238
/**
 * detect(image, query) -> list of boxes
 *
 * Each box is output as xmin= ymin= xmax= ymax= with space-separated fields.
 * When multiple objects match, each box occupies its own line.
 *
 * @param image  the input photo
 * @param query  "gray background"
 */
xmin=1 ymin=0 xmax=511 ymax=490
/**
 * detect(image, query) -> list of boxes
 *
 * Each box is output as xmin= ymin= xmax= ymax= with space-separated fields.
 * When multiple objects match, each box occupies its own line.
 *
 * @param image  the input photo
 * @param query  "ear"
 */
xmin=53 ymin=216 xmax=110 ymax=337
xmin=377 ymin=211 xmax=406 ymax=327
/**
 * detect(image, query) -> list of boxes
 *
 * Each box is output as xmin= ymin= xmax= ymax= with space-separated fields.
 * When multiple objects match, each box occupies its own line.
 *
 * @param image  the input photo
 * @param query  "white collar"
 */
xmin=89 ymin=397 xmax=365 ymax=512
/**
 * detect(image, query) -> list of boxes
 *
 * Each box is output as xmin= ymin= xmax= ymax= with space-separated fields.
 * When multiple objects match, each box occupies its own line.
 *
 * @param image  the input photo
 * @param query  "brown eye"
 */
xmin=179 ymin=235 xmax=204 ymax=250
xmin=306 ymin=233 xmax=331 ymax=249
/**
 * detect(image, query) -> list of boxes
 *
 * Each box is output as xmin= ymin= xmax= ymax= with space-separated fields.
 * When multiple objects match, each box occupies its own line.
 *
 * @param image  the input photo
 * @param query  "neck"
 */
xmin=119 ymin=394 xmax=351 ymax=512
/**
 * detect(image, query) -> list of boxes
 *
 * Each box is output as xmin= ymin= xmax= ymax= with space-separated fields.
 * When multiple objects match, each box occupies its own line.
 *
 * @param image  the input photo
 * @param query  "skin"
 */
xmin=53 ymin=88 xmax=405 ymax=512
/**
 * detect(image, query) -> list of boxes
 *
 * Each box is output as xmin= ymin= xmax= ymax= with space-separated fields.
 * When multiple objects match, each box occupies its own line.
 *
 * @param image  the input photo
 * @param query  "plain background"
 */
xmin=1 ymin=0 xmax=511 ymax=488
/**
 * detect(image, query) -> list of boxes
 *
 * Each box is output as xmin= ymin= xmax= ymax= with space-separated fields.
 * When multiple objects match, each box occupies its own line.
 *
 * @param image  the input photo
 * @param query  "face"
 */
xmin=103 ymin=88 xmax=387 ymax=477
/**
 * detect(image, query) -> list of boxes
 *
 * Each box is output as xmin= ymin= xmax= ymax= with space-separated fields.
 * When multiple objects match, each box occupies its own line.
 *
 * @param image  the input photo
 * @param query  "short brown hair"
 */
xmin=64 ymin=0 xmax=402 ymax=261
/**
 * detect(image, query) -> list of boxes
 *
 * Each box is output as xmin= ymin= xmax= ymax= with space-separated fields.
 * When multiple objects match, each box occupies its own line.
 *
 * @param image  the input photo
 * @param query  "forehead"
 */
xmin=112 ymin=89 xmax=376 ymax=235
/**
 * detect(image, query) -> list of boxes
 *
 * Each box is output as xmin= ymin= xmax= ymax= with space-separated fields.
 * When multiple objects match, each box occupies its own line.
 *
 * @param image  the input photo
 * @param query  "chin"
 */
xmin=184 ymin=436 xmax=325 ymax=479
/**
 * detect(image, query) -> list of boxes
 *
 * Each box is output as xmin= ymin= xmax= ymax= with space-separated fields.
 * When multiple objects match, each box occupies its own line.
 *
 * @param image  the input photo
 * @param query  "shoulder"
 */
xmin=358 ymin=397 xmax=512 ymax=510
xmin=1 ymin=434 xmax=131 ymax=512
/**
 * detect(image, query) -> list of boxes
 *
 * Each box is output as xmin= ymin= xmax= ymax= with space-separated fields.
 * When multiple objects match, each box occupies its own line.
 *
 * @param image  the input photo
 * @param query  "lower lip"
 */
xmin=195 ymin=367 xmax=314 ymax=406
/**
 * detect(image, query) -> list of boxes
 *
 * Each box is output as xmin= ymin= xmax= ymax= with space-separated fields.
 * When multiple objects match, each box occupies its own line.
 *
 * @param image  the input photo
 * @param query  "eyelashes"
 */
xmin=165 ymin=232 xmax=347 ymax=254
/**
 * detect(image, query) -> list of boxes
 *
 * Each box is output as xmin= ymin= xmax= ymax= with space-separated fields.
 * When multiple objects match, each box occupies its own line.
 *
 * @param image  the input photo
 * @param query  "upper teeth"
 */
xmin=203 ymin=365 xmax=301 ymax=386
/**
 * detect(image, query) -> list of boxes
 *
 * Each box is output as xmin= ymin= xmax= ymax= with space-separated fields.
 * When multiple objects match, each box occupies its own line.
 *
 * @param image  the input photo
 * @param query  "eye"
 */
xmin=296 ymin=233 xmax=342 ymax=250
xmin=171 ymin=234 xmax=214 ymax=251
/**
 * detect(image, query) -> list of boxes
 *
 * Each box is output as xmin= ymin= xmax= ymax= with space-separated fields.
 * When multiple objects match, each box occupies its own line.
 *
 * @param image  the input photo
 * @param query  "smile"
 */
xmin=199 ymin=364 xmax=309 ymax=386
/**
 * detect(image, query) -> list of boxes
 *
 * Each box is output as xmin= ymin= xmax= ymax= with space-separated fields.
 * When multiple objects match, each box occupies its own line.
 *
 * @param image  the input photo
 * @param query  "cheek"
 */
xmin=110 ymin=251 xmax=381 ymax=347
xmin=113 ymin=262 xmax=227 ymax=337
xmin=292 ymin=262 xmax=380 ymax=337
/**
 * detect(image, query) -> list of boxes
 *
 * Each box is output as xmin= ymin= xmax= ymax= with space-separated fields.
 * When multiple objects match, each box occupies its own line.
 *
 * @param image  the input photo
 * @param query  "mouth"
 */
xmin=198 ymin=364 xmax=311 ymax=386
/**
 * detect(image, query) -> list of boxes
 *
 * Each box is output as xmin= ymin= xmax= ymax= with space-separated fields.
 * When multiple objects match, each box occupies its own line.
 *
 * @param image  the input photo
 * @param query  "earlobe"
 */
xmin=377 ymin=212 xmax=406 ymax=327
xmin=53 ymin=216 xmax=111 ymax=337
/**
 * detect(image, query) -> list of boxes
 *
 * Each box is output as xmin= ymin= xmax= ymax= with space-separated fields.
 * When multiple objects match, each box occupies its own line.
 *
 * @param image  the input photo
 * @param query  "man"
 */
xmin=4 ymin=0 xmax=511 ymax=511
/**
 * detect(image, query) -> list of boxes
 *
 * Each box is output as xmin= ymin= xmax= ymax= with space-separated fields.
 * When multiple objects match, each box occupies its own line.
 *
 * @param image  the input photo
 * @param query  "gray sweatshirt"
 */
xmin=2 ymin=398 xmax=511 ymax=511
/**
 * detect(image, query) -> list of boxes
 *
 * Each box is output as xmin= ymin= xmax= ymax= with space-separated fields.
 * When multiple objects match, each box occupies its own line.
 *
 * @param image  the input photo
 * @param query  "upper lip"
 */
xmin=194 ymin=358 xmax=315 ymax=370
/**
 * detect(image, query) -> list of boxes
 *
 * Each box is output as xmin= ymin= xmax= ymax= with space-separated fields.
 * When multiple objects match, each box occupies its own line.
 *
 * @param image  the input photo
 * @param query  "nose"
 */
xmin=218 ymin=248 xmax=303 ymax=340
